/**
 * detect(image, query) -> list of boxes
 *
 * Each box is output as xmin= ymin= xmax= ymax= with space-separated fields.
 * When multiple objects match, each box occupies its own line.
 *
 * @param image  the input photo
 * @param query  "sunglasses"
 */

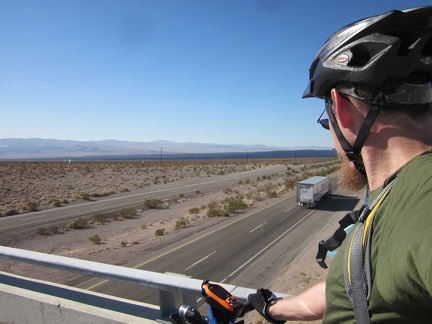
xmin=318 ymin=90 xmax=356 ymax=130
xmin=317 ymin=98 xmax=331 ymax=130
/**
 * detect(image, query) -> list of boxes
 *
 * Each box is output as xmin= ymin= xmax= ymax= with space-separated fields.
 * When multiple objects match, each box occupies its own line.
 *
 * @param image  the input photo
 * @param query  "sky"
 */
xmin=1 ymin=0 xmax=429 ymax=148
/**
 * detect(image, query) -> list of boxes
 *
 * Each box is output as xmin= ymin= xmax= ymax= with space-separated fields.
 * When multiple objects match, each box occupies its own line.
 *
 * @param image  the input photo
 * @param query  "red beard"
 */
xmin=338 ymin=156 xmax=368 ymax=192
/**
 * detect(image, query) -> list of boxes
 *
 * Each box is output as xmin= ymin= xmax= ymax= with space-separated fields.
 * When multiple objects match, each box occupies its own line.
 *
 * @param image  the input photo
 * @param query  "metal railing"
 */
xmin=0 ymin=246 xmax=284 ymax=321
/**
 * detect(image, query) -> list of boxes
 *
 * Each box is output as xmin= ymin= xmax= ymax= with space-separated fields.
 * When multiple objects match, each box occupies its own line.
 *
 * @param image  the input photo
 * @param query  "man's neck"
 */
xmin=364 ymin=140 xmax=432 ymax=191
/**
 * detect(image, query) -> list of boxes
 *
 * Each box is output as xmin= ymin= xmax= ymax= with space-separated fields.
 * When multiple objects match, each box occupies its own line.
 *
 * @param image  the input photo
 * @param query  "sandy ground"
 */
xmin=0 ymin=159 xmax=349 ymax=323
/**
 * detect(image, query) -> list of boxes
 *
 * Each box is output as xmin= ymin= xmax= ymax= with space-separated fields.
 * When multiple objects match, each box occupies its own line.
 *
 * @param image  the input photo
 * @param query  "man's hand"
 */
xmin=247 ymin=288 xmax=285 ymax=324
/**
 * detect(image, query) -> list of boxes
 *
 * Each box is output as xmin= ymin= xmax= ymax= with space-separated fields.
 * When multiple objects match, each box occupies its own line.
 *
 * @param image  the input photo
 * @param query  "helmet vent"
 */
xmin=386 ymin=30 xmax=424 ymax=56
xmin=345 ymin=44 xmax=371 ymax=67
xmin=346 ymin=43 xmax=389 ymax=68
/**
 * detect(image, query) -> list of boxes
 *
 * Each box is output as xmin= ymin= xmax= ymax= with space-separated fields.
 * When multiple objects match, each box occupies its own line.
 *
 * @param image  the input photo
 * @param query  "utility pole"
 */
xmin=160 ymin=147 xmax=163 ymax=166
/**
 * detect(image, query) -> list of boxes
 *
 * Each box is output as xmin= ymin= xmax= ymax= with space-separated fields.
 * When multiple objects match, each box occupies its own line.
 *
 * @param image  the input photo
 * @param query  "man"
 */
xmin=247 ymin=6 xmax=432 ymax=323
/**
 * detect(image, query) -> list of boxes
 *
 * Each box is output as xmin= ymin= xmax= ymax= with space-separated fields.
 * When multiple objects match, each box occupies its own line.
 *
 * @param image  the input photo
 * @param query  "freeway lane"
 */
xmin=86 ymin=176 xmax=362 ymax=304
xmin=0 ymin=164 xmax=290 ymax=232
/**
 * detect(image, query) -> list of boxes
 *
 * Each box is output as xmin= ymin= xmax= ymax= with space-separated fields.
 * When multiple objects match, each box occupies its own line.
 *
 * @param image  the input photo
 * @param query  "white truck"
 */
xmin=297 ymin=176 xmax=331 ymax=208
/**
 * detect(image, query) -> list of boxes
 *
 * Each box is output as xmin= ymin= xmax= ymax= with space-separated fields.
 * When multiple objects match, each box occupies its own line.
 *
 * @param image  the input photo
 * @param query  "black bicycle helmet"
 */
xmin=303 ymin=6 xmax=432 ymax=101
xmin=303 ymin=6 xmax=432 ymax=175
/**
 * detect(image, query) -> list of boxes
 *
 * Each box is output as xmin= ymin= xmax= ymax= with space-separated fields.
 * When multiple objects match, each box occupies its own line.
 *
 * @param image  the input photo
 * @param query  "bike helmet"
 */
xmin=303 ymin=6 xmax=432 ymax=102
xmin=303 ymin=6 xmax=432 ymax=175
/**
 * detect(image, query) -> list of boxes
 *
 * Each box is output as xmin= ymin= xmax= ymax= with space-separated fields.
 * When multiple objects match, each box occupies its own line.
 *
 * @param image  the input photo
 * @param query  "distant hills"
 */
xmin=0 ymin=138 xmax=336 ymax=160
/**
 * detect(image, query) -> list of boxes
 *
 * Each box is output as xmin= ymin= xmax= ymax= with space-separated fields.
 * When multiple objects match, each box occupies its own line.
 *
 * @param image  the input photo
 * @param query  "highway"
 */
xmin=0 ymin=164 xmax=289 ymax=233
xmin=82 ymin=176 xmax=361 ymax=304
xmin=1 ymin=162 xmax=362 ymax=307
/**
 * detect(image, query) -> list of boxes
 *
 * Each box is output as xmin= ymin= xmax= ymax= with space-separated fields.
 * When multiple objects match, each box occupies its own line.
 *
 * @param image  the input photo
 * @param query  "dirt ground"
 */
xmin=0 ymin=159 xmax=348 ymax=323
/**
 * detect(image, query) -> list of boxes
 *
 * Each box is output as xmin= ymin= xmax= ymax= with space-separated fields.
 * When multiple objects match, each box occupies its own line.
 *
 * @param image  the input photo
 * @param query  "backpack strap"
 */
xmin=316 ymin=206 xmax=367 ymax=269
xmin=343 ymin=178 xmax=397 ymax=324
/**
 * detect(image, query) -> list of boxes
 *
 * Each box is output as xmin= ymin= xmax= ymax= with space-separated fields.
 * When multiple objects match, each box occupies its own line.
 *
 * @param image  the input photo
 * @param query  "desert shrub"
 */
xmin=189 ymin=207 xmax=200 ymax=215
xmin=284 ymin=179 xmax=296 ymax=190
xmin=267 ymin=190 xmax=278 ymax=198
xmin=89 ymin=234 xmax=102 ymax=245
xmin=207 ymin=206 xmax=224 ymax=218
xmin=111 ymin=212 xmax=121 ymax=221
xmin=224 ymin=197 xmax=248 ymax=213
xmin=29 ymin=201 xmax=38 ymax=211
xmin=175 ymin=216 xmax=190 ymax=229
xmin=48 ymin=225 xmax=60 ymax=234
xmin=207 ymin=200 xmax=219 ymax=210
xmin=262 ymin=184 xmax=278 ymax=198
xmin=52 ymin=199 xmax=62 ymax=207
xmin=4 ymin=209 xmax=18 ymax=216
xmin=91 ymin=191 xmax=111 ymax=198
xmin=81 ymin=192 xmax=91 ymax=200
xmin=118 ymin=208 xmax=136 ymax=219
xmin=253 ymin=192 xmax=265 ymax=201
xmin=37 ymin=227 xmax=48 ymax=235
xmin=144 ymin=198 xmax=160 ymax=210
xmin=119 ymin=186 xmax=129 ymax=193
xmin=22 ymin=200 xmax=38 ymax=212
xmin=154 ymin=228 xmax=165 ymax=236
xmin=66 ymin=217 xmax=88 ymax=230
xmin=94 ymin=213 xmax=109 ymax=224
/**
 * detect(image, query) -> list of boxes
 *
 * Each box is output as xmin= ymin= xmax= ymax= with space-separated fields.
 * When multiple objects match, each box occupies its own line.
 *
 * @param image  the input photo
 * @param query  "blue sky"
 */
xmin=1 ymin=1 xmax=429 ymax=148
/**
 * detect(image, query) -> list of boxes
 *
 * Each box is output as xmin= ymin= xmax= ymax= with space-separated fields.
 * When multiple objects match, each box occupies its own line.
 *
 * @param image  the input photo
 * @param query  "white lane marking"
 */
xmin=284 ymin=206 xmax=295 ymax=213
xmin=250 ymin=222 xmax=267 ymax=233
xmin=185 ymin=251 xmax=217 ymax=271
xmin=221 ymin=210 xmax=316 ymax=283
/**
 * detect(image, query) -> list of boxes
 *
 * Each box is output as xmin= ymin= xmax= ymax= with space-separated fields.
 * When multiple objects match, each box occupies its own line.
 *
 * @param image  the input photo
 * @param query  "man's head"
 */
xmin=304 ymin=6 xmax=432 ymax=189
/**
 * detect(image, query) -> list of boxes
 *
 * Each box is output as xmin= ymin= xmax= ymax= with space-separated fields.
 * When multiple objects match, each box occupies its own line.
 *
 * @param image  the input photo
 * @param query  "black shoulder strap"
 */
xmin=315 ymin=206 xmax=367 ymax=269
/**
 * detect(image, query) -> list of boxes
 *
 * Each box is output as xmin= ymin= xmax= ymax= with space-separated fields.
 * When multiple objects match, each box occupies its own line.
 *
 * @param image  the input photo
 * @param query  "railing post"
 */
xmin=159 ymin=290 xmax=177 ymax=319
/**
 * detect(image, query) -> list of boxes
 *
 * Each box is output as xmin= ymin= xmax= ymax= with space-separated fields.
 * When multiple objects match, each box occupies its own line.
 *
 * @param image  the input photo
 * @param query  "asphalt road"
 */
xmin=84 ymin=176 xmax=361 ymax=305
xmin=1 ymin=162 xmax=362 ymax=308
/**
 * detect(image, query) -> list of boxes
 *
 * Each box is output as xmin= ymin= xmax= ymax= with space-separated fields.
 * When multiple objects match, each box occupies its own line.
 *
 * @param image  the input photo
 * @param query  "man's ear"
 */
xmin=331 ymin=89 xmax=351 ymax=129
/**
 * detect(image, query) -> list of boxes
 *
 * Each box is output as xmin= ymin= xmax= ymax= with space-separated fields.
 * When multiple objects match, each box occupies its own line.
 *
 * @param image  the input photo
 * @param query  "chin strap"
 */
xmin=326 ymin=103 xmax=381 ymax=175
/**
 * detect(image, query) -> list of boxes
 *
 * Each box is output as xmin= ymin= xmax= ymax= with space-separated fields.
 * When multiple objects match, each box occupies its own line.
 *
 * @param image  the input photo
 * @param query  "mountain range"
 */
xmin=0 ymin=138 xmax=335 ymax=160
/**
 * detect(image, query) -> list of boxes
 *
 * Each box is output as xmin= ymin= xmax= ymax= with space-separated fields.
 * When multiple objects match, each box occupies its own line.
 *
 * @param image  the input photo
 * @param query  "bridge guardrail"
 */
xmin=0 ymin=246 xmax=290 ymax=321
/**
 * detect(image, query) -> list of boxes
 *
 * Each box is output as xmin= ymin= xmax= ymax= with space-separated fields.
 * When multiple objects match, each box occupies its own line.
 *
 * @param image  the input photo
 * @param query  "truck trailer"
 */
xmin=297 ymin=176 xmax=330 ymax=208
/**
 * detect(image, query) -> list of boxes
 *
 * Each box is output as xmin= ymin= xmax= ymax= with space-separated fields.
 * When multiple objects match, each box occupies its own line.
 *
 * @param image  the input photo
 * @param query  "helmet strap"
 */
xmin=326 ymin=103 xmax=381 ymax=175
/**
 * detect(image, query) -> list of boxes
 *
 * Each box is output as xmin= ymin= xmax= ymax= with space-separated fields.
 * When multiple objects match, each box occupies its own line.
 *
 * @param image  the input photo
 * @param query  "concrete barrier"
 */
xmin=0 ymin=271 xmax=158 ymax=324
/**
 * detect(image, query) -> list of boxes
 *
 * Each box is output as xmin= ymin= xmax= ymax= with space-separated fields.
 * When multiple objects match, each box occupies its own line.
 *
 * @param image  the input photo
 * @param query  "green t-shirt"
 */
xmin=324 ymin=151 xmax=432 ymax=323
